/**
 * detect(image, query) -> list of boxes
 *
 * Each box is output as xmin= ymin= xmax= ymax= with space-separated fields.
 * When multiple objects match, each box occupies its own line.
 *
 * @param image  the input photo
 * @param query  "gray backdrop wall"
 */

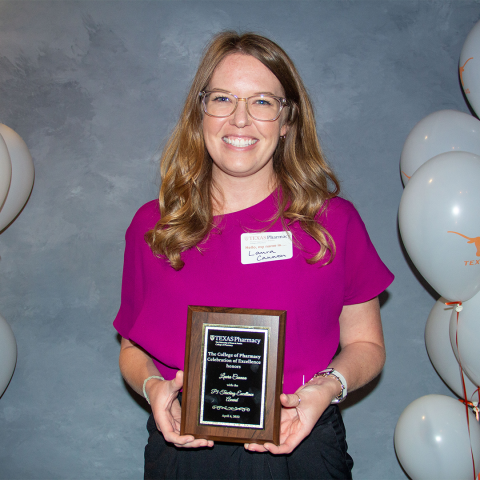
xmin=0 ymin=1 xmax=478 ymax=478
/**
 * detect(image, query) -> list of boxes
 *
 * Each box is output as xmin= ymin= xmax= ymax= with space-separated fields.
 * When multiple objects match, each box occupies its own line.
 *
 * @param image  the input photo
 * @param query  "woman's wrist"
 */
xmin=305 ymin=375 xmax=343 ymax=403
xmin=311 ymin=368 xmax=347 ymax=403
xmin=143 ymin=375 xmax=165 ymax=404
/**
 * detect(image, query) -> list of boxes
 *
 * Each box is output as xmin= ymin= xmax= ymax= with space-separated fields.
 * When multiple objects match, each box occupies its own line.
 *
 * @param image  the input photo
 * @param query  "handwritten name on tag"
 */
xmin=241 ymin=232 xmax=293 ymax=265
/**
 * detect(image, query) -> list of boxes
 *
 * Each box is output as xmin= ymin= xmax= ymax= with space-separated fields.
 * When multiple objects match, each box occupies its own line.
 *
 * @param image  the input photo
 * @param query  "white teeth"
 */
xmin=223 ymin=137 xmax=257 ymax=147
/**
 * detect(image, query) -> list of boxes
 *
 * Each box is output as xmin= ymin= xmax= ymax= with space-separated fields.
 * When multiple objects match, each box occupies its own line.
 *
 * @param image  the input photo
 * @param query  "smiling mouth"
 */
xmin=222 ymin=136 xmax=258 ymax=147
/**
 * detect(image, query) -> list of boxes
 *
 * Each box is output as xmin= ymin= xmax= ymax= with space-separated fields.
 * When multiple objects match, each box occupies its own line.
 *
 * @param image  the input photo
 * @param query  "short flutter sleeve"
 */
xmin=334 ymin=199 xmax=394 ymax=305
xmin=113 ymin=200 xmax=160 ymax=339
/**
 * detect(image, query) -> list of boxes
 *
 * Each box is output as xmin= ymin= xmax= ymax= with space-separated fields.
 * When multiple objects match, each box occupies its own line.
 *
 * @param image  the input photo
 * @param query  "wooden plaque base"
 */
xmin=181 ymin=306 xmax=286 ymax=445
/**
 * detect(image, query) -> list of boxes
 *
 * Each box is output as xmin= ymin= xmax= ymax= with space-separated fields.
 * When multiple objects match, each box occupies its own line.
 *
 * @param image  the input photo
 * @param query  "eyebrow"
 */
xmin=208 ymin=88 xmax=281 ymax=97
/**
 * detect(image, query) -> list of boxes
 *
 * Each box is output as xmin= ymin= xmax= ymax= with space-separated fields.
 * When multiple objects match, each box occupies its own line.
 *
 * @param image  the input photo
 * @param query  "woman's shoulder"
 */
xmin=323 ymin=196 xmax=360 ymax=222
xmin=128 ymin=199 xmax=161 ymax=233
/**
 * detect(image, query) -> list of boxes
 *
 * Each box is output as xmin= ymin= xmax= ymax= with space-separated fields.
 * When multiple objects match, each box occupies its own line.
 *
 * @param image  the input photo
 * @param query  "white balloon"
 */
xmin=400 ymin=110 xmax=480 ymax=185
xmin=399 ymin=151 xmax=480 ymax=301
xmin=450 ymin=292 xmax=480 ymax=387
xmin=0 ymin=133 xmax=11 ymax=210
xmin=460 ymin=19 xmax=480 ymax=117
xmin=0 ymin=313 xmax=17 ymax=397
xmin=425 ymin=298 xmax=478 ymax=398
xmin=394 ymin=394 xmax=480 ymax=480
xmin=0 ymin=124 xmax=34 ymax=232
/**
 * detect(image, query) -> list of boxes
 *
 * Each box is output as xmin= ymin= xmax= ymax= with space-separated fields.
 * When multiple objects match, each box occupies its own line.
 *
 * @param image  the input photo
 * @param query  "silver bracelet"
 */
xmin=313 ymin=368 xmax=347 ymax=403
xmin=142 ymin=375 xmax=165 ymax=405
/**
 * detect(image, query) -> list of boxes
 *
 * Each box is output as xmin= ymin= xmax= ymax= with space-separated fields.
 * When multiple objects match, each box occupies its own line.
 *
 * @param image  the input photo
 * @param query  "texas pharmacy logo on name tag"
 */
xmin=241 ymin=232 xmax=293 ymax=265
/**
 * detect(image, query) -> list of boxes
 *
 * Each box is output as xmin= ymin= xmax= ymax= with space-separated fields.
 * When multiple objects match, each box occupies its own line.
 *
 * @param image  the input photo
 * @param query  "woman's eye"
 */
xmin=254 ymin=98 xmax=273 ymax=106
xmin=212 ymin=96 xmax=231 ymax=103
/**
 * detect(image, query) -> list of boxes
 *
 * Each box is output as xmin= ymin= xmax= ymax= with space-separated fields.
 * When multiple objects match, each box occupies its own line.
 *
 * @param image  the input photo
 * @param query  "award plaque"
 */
xmin=181 ymin=306 xmax=286 ymax=445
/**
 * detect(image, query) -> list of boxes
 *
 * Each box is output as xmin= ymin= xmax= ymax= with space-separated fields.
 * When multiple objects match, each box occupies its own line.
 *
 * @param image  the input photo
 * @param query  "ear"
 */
xmin=279 ymin=103 xmax=291 ymax=137
xmin=280 ymin=122 xmax=289 ymax=137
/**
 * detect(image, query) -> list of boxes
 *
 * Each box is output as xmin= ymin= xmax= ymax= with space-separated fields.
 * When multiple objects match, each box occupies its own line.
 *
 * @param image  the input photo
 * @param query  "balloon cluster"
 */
xmin=395 ymin=20 xmax=480 ymax=480
xmin=0 ymin=125 xmax=34 ymax=398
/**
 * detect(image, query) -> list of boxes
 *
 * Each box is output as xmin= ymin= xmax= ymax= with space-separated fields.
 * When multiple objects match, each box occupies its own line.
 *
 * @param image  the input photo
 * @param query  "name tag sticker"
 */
xmin=241 ymin=232 xmax=293 ymax=265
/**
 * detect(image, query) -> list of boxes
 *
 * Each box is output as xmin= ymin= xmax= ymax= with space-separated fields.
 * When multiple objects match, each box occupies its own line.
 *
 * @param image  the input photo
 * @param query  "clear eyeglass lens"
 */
xmin=203 ymin=92 xmax=281 ymax=120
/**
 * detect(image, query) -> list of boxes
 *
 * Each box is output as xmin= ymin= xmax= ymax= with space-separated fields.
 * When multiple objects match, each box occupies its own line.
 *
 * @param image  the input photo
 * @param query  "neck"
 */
xmin=212 ymin=171 xmax=277 ymax=215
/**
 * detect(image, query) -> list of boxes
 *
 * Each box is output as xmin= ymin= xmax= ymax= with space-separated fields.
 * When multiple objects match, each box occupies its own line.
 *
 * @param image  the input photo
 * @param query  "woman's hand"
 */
xmin=119 ymin=338 xmax=213 ymax=449
xmin=146 ymin=370 xmax=214 ymax=449
xmin=244 ymin=379 xmax=339 ymax=454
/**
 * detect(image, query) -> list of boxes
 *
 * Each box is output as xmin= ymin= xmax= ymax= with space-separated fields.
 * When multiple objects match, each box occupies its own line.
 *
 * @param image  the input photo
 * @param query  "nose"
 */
xmin=230 ymin=98 xmax=251 ymax=128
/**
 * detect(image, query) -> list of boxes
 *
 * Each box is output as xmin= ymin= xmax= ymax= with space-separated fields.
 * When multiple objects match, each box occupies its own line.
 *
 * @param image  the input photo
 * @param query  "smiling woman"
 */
xmin=114 ymin=31 xmax=394 ymax=480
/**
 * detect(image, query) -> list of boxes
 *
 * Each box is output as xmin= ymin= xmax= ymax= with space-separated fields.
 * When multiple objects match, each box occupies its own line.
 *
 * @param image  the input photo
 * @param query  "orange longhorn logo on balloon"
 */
xmin=459 ymin=57 xmax=474 ymax=93
xmin=448 ymin=231 xmax=480 ymax=256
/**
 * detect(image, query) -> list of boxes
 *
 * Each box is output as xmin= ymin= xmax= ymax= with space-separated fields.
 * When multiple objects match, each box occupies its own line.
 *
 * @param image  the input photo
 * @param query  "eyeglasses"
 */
xmin=199 ymin=91 xmax=287 ymax=122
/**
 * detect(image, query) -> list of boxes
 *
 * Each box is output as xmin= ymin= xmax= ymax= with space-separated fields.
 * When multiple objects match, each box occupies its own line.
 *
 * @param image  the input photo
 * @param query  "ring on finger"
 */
xmin=294 ymin=393 xmax=301 ymax=407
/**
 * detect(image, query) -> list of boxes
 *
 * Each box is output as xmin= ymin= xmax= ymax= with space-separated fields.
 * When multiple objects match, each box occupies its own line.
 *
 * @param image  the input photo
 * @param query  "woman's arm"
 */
xmin=246 ymin=296 xmax=385 ymax=454
xmin=329 ymin=296 xmax=385 ymax=392
xmin=119 ymin=337 xmax=214 ymax=448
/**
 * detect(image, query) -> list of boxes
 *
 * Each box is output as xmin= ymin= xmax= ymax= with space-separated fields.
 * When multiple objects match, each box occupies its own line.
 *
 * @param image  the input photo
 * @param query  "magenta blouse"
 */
xmin=114 ymin=194 xmax=394 ymax=393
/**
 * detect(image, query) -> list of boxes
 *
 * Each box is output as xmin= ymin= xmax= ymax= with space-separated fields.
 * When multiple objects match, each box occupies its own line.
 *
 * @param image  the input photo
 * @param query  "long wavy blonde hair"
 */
xmin=146 ymin=31 xmax=340 ymax=270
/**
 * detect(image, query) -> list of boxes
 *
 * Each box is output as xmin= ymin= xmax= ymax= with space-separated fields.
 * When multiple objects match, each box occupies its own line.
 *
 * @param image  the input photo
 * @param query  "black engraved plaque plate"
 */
xmin=200 ymin=325 xmax=268 ymax=428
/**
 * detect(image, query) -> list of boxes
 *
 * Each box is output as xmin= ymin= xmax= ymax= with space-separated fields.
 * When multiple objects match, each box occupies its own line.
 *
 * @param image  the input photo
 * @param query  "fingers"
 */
xmin=163 ymin=431 xmax=213 ymax=449
xmin=151 ymin=371 xmax=183 ymax=407
xmin=152 ymin=371 xmax=213 ymax=449
xmin=172 ymin=369 xmax=184 ymax=390
xmin=248 ymin=390 xmax=330 ymax=456
xmin=169 ymin=435 xmax=214 ymax=449
xmin=158 ymin=419 xmax=214 ymax=449
xmin=163 ymin=431 xmax=194 ymax=445
xmin=159 ymin=370 xmax=183 ymax=400
xmin=262 ymin=441 xmax=298 ymax=455
xmin=175 ymin=439 xmax=214 ymax=449
xmin=280 ymin=392 xmax=301 ymax=408
xmin=245 ymin=392 xmax=319 ymax=455
xmin=244 ymin=442 xmax=269 ymax=453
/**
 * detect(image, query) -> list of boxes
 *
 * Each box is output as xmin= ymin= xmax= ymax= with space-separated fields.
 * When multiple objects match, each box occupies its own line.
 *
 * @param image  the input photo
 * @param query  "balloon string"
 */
xmin=445 ymin=301 xmax=476 ymax=480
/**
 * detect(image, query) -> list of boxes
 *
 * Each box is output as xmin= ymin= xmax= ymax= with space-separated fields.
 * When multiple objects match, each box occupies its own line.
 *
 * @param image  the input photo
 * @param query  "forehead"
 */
xmin=208 ymin=53 xmax=284 ymax=95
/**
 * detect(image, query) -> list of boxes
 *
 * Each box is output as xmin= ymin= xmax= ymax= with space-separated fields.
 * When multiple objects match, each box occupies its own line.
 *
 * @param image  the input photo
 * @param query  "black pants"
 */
xmin=144 ymin=402 xmax=353 ymax=480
